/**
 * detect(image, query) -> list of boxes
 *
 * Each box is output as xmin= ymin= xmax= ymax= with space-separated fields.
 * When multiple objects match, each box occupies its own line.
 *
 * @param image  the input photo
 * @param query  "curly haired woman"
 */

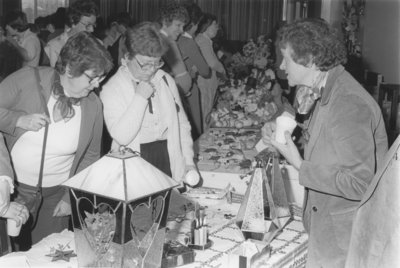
xmin=261 ymin=18 xmax=387 ymax=267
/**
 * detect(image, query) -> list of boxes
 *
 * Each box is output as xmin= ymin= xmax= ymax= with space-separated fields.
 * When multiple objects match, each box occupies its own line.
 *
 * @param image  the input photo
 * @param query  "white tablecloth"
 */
xmin=0 ymin=192 xmax=307 ymax=268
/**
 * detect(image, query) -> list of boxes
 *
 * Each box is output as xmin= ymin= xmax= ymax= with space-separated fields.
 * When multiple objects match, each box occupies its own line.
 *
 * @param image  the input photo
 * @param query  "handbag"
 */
xmin=14 ymin=68 xmax=49 ymax=228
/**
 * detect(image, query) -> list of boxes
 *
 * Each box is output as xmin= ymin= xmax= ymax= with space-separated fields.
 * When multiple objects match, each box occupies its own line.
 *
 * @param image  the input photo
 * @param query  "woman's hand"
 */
xmin=136 ymin=81 xmax=155 ymax=100
xmin=262 ymin=122 xmax=303 ymax=170
xmin=53 ymin=200 xmax=71 ymax=217
xmin=16 ymin=113 xmax=50 ymax=131
xmin=270 ymin=131 xmax=303 ymax=170
xmin=2 ymin=202 xmax=29 ymax=227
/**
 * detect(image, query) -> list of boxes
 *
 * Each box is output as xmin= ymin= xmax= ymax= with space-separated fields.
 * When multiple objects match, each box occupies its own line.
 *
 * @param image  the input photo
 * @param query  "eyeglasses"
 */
xmin=83 ymin=72 xmax=105 ymax=85
xmin=79 ymin=21 xmax=96 ymax=31
xmin=135 ymin=56 xmax=164 ymax=72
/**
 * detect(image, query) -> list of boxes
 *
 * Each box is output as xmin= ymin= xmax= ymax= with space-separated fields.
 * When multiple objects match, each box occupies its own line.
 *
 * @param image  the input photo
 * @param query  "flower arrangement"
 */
xmin=228 ymin=35 xmax=274 ymax=79
xmin=209 ymin=67 xmax=280 ymax=128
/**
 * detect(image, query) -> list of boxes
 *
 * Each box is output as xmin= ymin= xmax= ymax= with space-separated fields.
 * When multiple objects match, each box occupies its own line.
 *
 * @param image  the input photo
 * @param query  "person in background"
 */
xmin=108 ymin=12 xmax=134 ymax=71
xmin=0 ymin=32 xmax=113 ymax=249
xmin=261 ymin=18 xmax=388 ymax=267
xmin=4 ymin=10 xmax=41 ymax=67
xmin=159 ymin=3 xmax=192 ymax=98
xmin=177 ymin=3 xmax=211 ymax=139
xmin=45 ymin=0 xmax=98 ymax=67
xmin=101 ymin=22 xmax=198 ymax=187
xmin=195 ymin=13 xmax=226 ymax=129
xmin=46 ymin=8 xmax=66 ymax=42
xmin=0 ymin=24 xmax=23 ymax=82
xmin=0 ymin=134 xmax=29 ymax=256
xmin=103 ymin=20 xmax=120 ymax=49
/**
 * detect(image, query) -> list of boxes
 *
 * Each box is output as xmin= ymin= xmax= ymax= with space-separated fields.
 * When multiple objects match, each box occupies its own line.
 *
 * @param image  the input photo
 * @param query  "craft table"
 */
xmin=0 ymin=190 xmax=307 ymax=268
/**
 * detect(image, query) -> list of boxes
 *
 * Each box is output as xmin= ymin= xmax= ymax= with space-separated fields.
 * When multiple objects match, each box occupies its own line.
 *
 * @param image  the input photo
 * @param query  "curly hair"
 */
xmin=56 ymin=32 xmax=113 ymax=77
xmin=66 ymin=0 xmax=99 ymax=27
xmin=125 ymin=21 xmax=169 ymax=59
xmin=159 ymin=3 xmax=189 ymax=26
xmin=277 ymin=18 xmax=347 ymax=71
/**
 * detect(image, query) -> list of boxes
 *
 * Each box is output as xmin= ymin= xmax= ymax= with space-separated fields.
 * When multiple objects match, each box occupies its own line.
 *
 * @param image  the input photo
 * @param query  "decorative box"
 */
xmin=161 ymin=241 xmax=195 ymax=268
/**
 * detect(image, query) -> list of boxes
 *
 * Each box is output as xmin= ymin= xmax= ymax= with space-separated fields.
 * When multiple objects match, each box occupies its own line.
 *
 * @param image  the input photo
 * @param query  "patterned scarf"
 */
xmin=295 ymin=72 xmax=327 ymax=114
xmin=52 ymin=73 xmax=80 ymax=122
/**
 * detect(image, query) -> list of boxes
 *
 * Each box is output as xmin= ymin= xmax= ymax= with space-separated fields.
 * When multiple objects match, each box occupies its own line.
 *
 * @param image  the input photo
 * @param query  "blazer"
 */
xmin=0 ymin=66 xmax=103 ymax=180
xmin=299 ymin=65 xmax=388 ymax=267
xmin=345 ymin=136 xmax=400 ymax=268
xmin=177 ymin=33 xmax=211 ymax=79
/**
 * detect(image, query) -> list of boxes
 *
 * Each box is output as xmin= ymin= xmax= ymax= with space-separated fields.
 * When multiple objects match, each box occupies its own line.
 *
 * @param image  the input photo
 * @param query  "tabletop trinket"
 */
xmin=236 ymin=157 xmax=291 ymax=242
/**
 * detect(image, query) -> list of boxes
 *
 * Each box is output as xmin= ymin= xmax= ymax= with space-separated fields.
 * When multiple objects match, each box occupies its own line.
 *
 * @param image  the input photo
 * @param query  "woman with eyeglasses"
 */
xmin=101 ymin=22 xmax=199 ymax=187
xmin=0 ymin=31 xmax=113 ymax=250
xmin=45 ymin=0 xmax=98 ymax=67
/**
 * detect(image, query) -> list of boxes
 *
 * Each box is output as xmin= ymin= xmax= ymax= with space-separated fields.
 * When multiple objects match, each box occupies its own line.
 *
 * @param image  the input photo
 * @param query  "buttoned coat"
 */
xmin=299 ymin=65 xmax=388 ymax=267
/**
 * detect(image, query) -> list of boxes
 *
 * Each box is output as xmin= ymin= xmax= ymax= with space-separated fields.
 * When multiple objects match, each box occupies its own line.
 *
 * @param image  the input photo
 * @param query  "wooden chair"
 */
xmin=378 ymin=84 xmax=400 ymax=147
xmin=363 ymin=70 xmax=384 ymax=102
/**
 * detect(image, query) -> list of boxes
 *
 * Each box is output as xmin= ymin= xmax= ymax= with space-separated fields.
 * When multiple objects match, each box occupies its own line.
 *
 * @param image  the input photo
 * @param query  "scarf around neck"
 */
xmin=295 ymin=71 xmax=327 ymax=115
xmin=52 ymin=72 xmax=81 ymax=122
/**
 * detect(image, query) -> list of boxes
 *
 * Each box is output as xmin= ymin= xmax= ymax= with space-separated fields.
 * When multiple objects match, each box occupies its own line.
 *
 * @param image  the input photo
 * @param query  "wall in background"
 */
xmin=322 ymin=0 xmax=399 ymax=84
xmin=362 ymin=0 xmax=399 ymax=84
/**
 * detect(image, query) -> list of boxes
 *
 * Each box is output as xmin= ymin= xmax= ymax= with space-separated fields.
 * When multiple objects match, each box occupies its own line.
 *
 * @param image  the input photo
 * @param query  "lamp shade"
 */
xmin=63 ymin=150 xmax=179 ymax=201
xmin=62 ymin=150 xmax=179 ymax=267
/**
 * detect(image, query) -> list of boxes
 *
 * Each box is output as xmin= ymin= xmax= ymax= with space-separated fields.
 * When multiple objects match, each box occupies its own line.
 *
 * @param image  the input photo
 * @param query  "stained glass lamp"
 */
xmin=62 ymin=150 xmax=178 ymax=267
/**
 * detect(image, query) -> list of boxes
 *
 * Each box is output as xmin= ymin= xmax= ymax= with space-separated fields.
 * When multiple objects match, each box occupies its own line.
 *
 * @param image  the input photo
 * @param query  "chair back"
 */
xmin=363 ymin=70 xmax=384 ymax=102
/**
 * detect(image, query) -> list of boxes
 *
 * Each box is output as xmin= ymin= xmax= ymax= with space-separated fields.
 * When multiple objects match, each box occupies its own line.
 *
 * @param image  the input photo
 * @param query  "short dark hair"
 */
xmin=56 ymin=32 xmax=113 ymax=77
xmin=4 ymin=11 xmax=28 ymax=32
xmin=125 ymin=21 xmax=169 ymax=59
xmin=116 ymin=12 xmax=134 ymax=28
xmin=276 ymin=18 xmax=347 ymax=71
xmin=183 ymin=3 xmax=203 ymax=32
xmin=66 ymin=0 xmax=99 ymax=27
xmin=196 ymin=13 xmax=217 ymax=35
xmin=160 ymin=3 xmax=189 ymax=26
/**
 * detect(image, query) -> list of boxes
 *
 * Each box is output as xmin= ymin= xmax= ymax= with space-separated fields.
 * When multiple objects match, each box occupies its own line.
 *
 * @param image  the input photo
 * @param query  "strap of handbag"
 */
xmin=32 ymin=67 xmax=50 ymax=195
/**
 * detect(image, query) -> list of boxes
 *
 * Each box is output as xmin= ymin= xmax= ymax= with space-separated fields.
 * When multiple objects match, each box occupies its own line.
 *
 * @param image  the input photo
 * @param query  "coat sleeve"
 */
xmin=101 ymin=78 xmax=148 ymax=146
xmin=165 ymin=75 xmax=195 ymax=167
xmin=74 ymin=98 xmax=103 ymax=174
xmin=0 ymin=73 xmax=27 ymax=135
xmin=44 ymin=40 xmax=61 ymax=68
xmin=196 ymin=36 xmax=225 ymax=74
xmin=178 ymin=39 xmax=211 ymax=79
xmin=163 ymin=41 xmax=192 ymax=95
xmin=0 ymin=133 xmax=13 ymax=181
xmin=299 ymin=95 xmax=383 ymax=201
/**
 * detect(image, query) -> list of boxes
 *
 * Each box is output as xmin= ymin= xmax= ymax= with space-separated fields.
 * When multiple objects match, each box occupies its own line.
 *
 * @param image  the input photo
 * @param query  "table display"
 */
xmin=0 ymin=190 xmax=307 ymax=268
